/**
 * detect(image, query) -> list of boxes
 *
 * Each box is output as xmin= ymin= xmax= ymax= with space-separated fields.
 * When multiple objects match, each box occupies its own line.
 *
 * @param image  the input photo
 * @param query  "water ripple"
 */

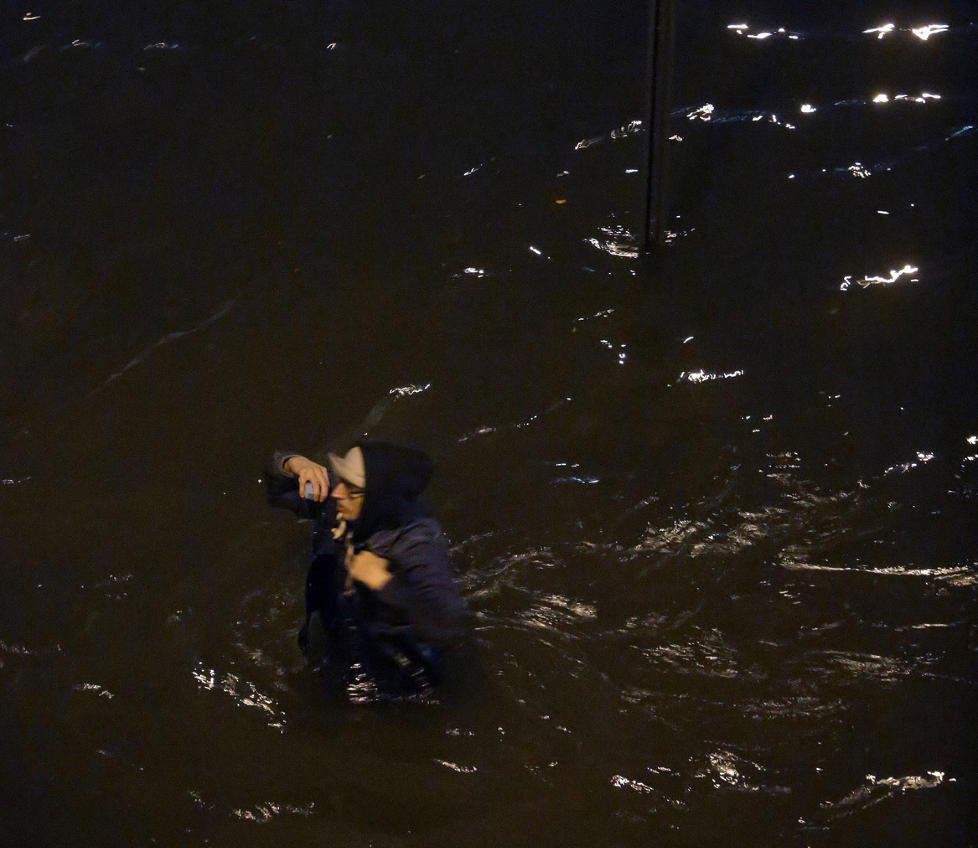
xmin=456 ymin=397 xmax=573 ymax=443
xmin=230 ymin=799 xmax=317 ymax=823
xmin=191 ymin=661 xmax=286 ymax=730
xmin=584 ymin=224 xmax=639 ymax=259
xmin=816 ymin=771 xmax=953 ymax=822
xmin=694 ymin=749 xmax=792 ymax=795
xmin=72 ymin=682 xmax=115 ymax=699
xmin=87 ymin=300 xmax=236 ymax=398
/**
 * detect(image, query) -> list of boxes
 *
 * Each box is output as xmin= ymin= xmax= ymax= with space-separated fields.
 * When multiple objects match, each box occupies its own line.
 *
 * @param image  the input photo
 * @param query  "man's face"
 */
xmin=332 ymin=478 xmax=365 ymax=521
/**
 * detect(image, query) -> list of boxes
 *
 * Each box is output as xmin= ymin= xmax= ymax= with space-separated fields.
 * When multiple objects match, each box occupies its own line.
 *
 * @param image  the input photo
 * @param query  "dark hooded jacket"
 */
xmin=266 ymin=441 xmax=468 ymax=684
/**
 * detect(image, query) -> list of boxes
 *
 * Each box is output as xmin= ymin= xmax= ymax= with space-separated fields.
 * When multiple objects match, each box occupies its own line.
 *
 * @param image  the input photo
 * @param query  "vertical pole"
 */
xmin=643 ymin=0 xmax=676 ymax=252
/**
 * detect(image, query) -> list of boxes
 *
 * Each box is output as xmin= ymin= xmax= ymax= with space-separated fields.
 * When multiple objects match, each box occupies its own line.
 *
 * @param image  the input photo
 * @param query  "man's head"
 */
xmin=330 ymin=441 xmax=434 ymax=540
xmin=328 ymin=446 xmax=366 ymax=521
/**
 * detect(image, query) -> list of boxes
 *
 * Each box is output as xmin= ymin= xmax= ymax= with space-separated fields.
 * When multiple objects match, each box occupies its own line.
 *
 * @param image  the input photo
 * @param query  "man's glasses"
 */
xmin=335 ymin=480 xmax=364 ymax=499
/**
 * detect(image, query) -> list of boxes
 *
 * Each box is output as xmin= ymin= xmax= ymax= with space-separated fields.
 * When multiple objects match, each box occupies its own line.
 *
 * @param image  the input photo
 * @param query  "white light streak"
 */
xmin=864 ymin=23 xmax=895 ymax=39
xmin=686 ymin=103 xmax=715 ymax=121
xmin=575 ymin=135 xmax=604 ymax=150
xmin=575 ymin=308 xmax=615 ymax=323
xmin=882 ymin=451 xmax=935 ymax=476
xmin=389 ymin=383 xmax=431 ymax=397
xmin=611 ymin=775 xmax=656 ymax=793
xmin=191 ymin=662 xmax=285 ymax=728
xmin=680 ymin=369 xmax=744 ymax=384
xmin=873 ymin=93 xmax=890 ymax=103
xmin=73 ymin=683 xmax=114 ymax=699
xmin=457 ymin=425 xmax=496 ymax=443
xmin=584 ymin=237 xmax=638 ymax=259
xmin=840 ymin=264 xmax=919 ymax=290
xmin=610 ymin=120 xmax=643 ymax=139
xmin=912 ymin=24 xmax=948 ymax=40
xmin=896 ymin=92 xmax=942 ymax=103
xmin=800 ymin=104 xmax=816 ymax=113
xmin=434 ymin=760 xmax=478 ymax=774
xmin=231 ymin=801 xmax=316 ymax=822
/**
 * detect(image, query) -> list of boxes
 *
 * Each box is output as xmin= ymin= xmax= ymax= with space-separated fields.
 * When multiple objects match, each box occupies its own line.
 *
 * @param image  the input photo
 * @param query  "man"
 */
xmin=267 ymin=440 xmax=470 ymax=697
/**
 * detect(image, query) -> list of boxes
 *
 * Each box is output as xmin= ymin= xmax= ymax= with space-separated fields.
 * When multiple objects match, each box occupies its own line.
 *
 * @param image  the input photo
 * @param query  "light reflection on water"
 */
xmin=817 ymin=771 xmax=953 ymax=822
xmin=192 ymin=661 xmax=287 ymax=730
xmin=678 ymin=368 xmax=745 ymax=384
xmin=840 ymin=264 xmax=919 ymax=289
xmin=864 ymin=23 xmax=951 ymax=41
xmin=585 ymin=224 xmax=639 ymax=258
xmin=727 ymin=21 xmax=954 ymax=42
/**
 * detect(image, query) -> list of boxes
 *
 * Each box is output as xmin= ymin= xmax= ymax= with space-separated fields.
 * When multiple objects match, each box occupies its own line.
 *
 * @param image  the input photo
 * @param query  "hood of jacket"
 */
xmin=347 ymin=440 xmax=434 ymax=544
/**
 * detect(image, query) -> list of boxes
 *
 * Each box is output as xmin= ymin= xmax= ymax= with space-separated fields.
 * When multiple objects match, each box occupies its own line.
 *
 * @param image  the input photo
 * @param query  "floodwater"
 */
xmin=1 ymin=1 xmax=976 ymax=845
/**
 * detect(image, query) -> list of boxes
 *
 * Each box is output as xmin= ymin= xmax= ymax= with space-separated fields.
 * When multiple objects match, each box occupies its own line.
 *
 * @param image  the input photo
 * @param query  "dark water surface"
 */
xmin=2 ymin=1 xmax=977 ymax=845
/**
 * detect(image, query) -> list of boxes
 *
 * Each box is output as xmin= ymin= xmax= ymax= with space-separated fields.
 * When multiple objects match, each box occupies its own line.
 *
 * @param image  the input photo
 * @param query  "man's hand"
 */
xmin=284 ymin=455 xmax=330 ymax=502
xmin=348 ymin=550 xmax=392 ymax=589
